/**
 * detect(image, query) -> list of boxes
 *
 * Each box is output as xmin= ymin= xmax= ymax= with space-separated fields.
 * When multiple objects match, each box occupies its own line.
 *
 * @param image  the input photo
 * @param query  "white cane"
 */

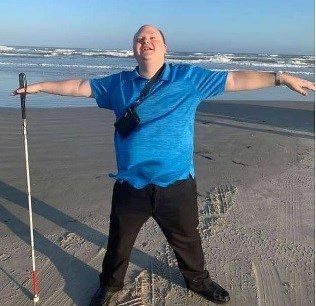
xmin=19 ymin=73 xmax=39 ymax=303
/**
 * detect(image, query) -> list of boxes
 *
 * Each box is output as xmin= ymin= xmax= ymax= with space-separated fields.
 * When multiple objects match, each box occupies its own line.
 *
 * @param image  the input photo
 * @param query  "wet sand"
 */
xmin=0 ymin=99 xmax=314 ymax=305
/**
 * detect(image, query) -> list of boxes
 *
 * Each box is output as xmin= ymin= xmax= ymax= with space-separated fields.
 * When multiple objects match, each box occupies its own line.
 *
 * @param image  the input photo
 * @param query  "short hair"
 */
xmin=158 ymin=29 xmax=166 ymax=44
xmin=134 ymin=25 xmax=166 ymax=44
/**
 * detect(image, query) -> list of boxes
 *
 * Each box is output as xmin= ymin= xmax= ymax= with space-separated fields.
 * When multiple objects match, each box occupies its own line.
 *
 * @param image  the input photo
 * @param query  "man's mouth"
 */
xmin=142 ymin=47 xmax=153 ymax=51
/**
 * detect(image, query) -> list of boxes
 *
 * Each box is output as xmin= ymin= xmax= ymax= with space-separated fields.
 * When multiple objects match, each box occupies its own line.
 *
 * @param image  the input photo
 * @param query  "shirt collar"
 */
xmin=130 ymin=62 xmax=170 ymax=81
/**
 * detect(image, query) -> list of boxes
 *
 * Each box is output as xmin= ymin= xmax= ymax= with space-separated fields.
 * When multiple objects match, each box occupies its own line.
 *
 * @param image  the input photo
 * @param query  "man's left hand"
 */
xmin=280 ymin=73 xmax=315 ymax=96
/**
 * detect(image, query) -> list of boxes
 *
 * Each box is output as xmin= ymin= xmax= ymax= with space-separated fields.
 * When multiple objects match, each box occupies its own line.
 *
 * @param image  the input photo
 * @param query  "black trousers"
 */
xmin=99 ymin=176 xmax=211 ymax=292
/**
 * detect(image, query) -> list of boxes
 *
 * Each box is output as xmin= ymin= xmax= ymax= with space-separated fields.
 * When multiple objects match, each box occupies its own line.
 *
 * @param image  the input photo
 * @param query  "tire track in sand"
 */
xmin=198 ymin=184 xmax=237 ymax=238
xmin=222 ymin=259 xmax=257 ymax=306
xmin=252 ymin=259 xmax=290 ymax=306
xmin=283 ymin=170 xmax=311 ymax=305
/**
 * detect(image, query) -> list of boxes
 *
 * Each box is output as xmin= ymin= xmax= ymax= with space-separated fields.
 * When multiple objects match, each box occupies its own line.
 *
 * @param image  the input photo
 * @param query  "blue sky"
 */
xmin=0 ymin=0 xmax=314 ymax=54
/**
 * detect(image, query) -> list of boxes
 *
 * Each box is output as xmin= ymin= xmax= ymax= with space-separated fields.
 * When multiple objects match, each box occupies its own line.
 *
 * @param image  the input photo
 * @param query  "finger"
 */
xmin=302 ymin=86 xmax=315 ymax=92
xmin=299 ymin=86 xmax=307 ymax=95
xmin=302 ymin=82 xmax=315 ymax=91
xmin=16 ymin=88 xmax=26 ymax=94
xmin=292 ymin=85 xmax=307 ymax=96
xmin=11 ymin=88 xmax=27 ymax=96
xmin=300 ymin=88 xmax=307 ymax=96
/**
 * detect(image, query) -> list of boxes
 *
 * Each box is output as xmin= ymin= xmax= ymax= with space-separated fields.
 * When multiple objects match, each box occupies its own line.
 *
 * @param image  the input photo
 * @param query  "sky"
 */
xmin=0 ymin=0 xmax=314 ymax=54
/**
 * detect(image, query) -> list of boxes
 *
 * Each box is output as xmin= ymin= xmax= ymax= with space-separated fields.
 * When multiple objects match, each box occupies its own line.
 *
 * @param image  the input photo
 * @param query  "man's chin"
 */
xmin=140 ymin=53 xmax=154 ymax=59
xmin=135 ymin=54 xmax=164 ymax=64
xmin=137 ymin=55 xmax=154 ymax=62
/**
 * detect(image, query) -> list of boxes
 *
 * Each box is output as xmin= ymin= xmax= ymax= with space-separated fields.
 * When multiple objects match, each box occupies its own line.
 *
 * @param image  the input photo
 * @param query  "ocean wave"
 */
xmin=203 ymin=67 xmax=314 ymax=75
xmin=0 ymin=61 xmax=134 ymax=70
xmin=103 ymin=50 xmax=133 ymax=57
xmin=40 ymin=63 xmax=112 ymax=69
xmin=0 ymin=48 xmax=134 ymax=58
xmin=208 ymin=54 xmax=232 ymax=63
xmin=81 ymin=50 xmax=133 ymax=57
xmin=166 ymin=57 xmax=313 ymax=68
xmin=290 ymin=59 xmax=308 ymax=66
xmin=0 ymin=46 xmax=314 ymax=70
xmin=0 ymin=62 xmax=315 ymax=75
xmin=167 ymin=54 xmax=232 ymax=64
xmin=0 ymin=45 xmax=15 ymax=51
xmin=53 ymin=48 xmax=76 ymax=52
xmin=224 ymin=68 xmax=314 ymax=75
xmin=240 ymin=61 xmax=314 ymax=69
xmin=0 ymin=53 xmax=44 ymax=57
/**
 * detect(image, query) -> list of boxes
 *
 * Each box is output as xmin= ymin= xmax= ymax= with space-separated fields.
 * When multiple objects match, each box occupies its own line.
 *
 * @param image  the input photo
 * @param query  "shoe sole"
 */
xmin=195 ymin=292 xmax=230 ymax=304
xmin=107 ymin=293 xmax=119 ymax=306
xmin=89 ymin=291 xmax=120 ymax=306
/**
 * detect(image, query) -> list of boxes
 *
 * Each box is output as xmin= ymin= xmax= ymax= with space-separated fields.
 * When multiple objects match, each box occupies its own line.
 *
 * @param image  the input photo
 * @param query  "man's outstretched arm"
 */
xmin=11 ymin=79 xmax=93 ymax=98
xmin=225 ymin=71 xmax=315 ymax=96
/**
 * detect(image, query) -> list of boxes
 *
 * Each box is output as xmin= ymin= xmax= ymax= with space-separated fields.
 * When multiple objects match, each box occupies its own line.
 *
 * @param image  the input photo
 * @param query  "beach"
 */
xmin=0 ymin=99 xmax=314 ymax=305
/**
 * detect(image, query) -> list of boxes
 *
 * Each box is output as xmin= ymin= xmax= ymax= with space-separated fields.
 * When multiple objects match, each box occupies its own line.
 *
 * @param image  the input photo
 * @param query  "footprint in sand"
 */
xmin=114 ymin=270 xmax=151 ymax=306
xmin=58 ymin=232 xmax=85 ymax=250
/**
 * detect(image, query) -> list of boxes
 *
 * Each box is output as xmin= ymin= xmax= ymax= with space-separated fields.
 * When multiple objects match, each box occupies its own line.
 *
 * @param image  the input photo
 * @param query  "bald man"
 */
xmin=13 ymin=25 xmax=315 ymax=305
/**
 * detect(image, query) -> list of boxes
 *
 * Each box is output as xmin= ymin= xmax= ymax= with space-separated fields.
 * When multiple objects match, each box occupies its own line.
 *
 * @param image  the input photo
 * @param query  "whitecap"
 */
xmin=0 ymin=45 xmax=15 ymax=51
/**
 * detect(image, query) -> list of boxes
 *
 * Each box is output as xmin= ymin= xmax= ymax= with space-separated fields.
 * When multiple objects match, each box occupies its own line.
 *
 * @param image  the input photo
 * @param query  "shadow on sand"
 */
xmin=0 ymin=180 xmax=186 ymax=305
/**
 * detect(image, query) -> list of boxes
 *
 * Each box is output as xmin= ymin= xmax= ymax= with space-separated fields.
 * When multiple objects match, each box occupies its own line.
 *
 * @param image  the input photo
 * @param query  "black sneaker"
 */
xmin=89 ymin=286 xmax=121 ymax=306
xmin=195 ymin=281 xmax=230 ymax=304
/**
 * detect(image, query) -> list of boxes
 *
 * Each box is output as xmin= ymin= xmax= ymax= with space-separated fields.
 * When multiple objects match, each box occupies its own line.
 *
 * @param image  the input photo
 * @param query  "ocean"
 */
xmin=1 ymin=45 xmax=314 ymax=108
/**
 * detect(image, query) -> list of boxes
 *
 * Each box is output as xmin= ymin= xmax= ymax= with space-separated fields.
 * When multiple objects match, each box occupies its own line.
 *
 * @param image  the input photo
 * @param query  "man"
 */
xmin=12 ymin=25 xmax=314 ymax=305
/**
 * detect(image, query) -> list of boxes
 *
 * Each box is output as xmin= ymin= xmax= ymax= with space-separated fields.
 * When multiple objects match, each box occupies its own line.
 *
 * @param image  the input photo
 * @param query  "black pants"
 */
xmin=99 ymin=176 xmax=211 ymax=292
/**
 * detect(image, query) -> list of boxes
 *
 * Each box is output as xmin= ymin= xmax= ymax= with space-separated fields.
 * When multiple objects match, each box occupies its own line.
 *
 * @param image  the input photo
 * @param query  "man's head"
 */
xmin=133 ymin=25 xmax=167 ymax=65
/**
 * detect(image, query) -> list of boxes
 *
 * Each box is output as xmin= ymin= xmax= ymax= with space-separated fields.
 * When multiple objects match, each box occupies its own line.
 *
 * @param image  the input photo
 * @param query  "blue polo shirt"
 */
xmin=90 ymin=63 xmax=228 ymax=189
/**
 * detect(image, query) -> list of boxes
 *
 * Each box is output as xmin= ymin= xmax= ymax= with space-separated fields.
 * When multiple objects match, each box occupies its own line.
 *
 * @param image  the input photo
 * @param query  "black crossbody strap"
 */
xmin=136 ymin=64 xmax=165 ymax=104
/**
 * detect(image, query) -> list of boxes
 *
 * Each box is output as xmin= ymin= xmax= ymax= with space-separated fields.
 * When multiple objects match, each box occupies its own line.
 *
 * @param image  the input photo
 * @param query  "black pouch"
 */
xmin=114 ymin=105 xmax=140 ymax=138
xmin=113 ymin=64 xmax=165 ymax=138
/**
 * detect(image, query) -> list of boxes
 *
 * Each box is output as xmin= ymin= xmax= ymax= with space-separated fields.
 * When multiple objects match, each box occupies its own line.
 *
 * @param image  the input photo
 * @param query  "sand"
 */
xmin=0 ymin=99 xmax=314 ymax=306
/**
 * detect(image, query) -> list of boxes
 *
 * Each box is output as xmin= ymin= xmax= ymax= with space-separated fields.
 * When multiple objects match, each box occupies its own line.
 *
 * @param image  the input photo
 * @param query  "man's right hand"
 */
xmin=11 ymin=83 xmax=42 ymax=96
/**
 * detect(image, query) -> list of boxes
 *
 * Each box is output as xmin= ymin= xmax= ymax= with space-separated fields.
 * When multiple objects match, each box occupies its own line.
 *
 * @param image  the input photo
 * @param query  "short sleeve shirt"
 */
xmin=90 ymin=63 xmax=228 ymax=188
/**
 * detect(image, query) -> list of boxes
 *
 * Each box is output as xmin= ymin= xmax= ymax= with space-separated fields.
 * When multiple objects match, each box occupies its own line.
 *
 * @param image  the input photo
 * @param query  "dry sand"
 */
xmin=0 ymin=99 xmax=314 ymax=306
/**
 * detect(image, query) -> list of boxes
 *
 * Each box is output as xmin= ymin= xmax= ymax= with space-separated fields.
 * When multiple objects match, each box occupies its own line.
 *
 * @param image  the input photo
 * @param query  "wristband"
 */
xmin=275 ymin=71 xmax=283 ymax=86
